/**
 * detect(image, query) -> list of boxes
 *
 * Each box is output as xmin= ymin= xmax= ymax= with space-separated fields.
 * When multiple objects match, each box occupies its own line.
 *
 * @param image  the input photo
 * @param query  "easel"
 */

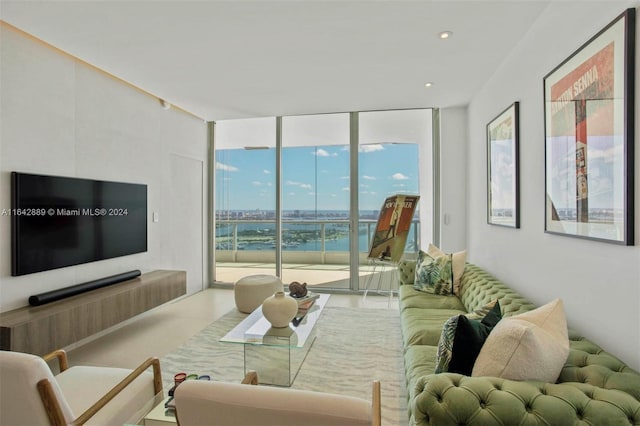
xmin=362 ymin=194 xmax=419 ymax=307
xmin=362 ymin=258 xmax=398 ymax=307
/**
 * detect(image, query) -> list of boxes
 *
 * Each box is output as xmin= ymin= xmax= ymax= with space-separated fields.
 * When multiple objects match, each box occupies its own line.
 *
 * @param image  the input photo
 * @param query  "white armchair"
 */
xmin=0 ymin=349 xmax=162 ymax=425
xmin=174 ymin=375 xmax=381 ymax=426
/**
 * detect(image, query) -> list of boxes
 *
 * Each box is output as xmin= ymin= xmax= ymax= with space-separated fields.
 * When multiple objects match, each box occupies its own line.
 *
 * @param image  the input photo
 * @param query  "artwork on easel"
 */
xmin=368 ymin=194 xmax=420 ymax=263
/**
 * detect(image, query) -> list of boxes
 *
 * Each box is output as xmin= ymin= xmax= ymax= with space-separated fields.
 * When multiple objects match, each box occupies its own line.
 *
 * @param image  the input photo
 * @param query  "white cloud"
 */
xmin=216 ymin=162 xmax=238 ymax=172
xmin=342 ymin=187 xmax=350 ymax=191
xmin=362 ymin=175 xmax=376 ymax=180
xmin=252 ymin=181 xmax=262 ymax=186
xmin=263 ymin=169 xmax=271 ymax=174
xmin=286 ymin=180 xmax=313 ymax=190
xmin=392 ymin=173 xmax=409 ymax=180
xmin=359 ymin=144 xmax=384 ymax=153
xmin=314 ymin=148 xmax=330 ymax=157
xmin=340 ymin=176 xmax=350 ymax=180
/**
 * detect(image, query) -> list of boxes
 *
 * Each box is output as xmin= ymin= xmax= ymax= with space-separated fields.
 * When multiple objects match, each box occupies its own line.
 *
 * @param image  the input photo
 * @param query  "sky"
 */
xmin=216 ymin=143 xmax=420 ymax=212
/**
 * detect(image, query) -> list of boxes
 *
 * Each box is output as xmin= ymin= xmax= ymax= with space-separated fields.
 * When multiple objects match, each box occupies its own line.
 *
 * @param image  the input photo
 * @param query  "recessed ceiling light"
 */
xmin=439 ymin=31 xmax=453 ymax=40
xmin=424 ymin=82 xmax=433 ymax=88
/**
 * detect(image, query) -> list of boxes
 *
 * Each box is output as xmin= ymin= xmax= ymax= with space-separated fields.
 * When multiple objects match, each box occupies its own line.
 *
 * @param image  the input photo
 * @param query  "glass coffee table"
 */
xmin=220 ymin=293 xmax=330 ymax=387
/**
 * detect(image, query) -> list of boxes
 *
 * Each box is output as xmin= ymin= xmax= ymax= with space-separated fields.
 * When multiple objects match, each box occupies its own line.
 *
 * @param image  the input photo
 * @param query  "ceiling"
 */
xmin=0 ymin=1 xmax=553 ymax=121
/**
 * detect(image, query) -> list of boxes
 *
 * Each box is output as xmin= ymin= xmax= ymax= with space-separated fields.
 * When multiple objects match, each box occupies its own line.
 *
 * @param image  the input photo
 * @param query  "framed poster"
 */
xmin=487 ymin=102 xmax=520 ymax=228
xmin=544 ymin=8 xmax=635 ymax=245
xmin=368 ymin=194 xmax=419 ymax=263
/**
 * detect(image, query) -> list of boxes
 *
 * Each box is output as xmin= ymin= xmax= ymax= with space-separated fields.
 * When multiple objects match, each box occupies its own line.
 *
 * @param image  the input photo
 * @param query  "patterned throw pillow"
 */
xmin=413 ymin=250 xmax=453 ymax=295
xmin=435 ymin=300 xmax=501 ymax=374
xmin=427 ymin=244 xmax=467 ymax=295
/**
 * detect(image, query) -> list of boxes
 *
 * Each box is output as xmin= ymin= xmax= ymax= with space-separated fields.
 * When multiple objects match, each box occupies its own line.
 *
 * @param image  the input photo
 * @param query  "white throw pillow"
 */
xmin=427 ymin=244 xmax=466 ymax=295
xmin=471 ymin=298 xmax=569 ymax=383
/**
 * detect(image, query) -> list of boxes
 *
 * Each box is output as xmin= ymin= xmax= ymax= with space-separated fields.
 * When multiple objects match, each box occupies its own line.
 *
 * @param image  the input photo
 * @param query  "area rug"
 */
xmin=160 ymin=306 xmax=408 ymax=426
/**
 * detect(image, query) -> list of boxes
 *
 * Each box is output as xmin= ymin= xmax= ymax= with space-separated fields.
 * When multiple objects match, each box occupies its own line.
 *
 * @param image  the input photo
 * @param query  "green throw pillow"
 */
xmin=435 ymin=300 xmax=502 ymax=375
xmin=413 ymin=250 xmax=453 ymax=295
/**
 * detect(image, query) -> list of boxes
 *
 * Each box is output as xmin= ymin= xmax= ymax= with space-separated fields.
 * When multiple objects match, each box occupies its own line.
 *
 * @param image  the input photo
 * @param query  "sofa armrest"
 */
xmin=411 ymin=373 xmax=640 ymax=426
xmin=398 ymin=259 xmax=416 ymax=286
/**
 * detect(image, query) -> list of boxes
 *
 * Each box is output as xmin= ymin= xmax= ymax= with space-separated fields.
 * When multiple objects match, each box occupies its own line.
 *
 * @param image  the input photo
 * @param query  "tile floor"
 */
xmin=65 ymin=288 xmax=399 ymax=370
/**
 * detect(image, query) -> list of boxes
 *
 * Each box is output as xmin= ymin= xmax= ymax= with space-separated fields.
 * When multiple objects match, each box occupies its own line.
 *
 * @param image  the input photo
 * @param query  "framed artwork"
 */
xmin=544 ymin=8 xmax=635 ymax=245
xmin=487 ymin=102 xmax=520 ymax=228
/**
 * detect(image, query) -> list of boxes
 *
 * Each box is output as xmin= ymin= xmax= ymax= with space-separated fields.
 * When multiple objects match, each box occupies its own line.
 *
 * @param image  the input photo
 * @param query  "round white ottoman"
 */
xmin=234 ymin=274 xmax=283 ymax=313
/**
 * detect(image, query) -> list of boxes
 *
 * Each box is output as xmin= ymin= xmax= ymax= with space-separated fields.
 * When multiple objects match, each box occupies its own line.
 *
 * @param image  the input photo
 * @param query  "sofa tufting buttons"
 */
xmin=480 ymin=402 xmax=486 ymax=409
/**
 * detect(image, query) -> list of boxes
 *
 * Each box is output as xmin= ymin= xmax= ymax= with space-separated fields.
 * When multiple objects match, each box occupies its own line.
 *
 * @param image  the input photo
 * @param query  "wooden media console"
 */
xmin=0 ymin=270 xmax=186 ymax=355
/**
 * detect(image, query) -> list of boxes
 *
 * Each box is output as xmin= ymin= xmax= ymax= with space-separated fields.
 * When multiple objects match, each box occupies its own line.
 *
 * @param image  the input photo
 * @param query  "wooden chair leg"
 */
xmin=241 ymin=370 xmax=259 ymax=385
xmin=372 ymin=380 xmax=381 ymax=426
xmin=152 ymin=358 xmax=163 ymax=395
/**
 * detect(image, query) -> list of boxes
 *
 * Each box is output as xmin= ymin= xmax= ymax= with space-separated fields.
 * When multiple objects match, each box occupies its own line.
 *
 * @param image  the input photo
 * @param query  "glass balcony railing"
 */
xmin=215 ymin=219 xmax=420 ymax=261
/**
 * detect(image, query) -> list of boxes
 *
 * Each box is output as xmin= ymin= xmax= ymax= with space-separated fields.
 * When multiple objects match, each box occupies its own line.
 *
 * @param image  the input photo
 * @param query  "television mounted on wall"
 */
xmin=11 ymin=172 xmax=147 ymax=276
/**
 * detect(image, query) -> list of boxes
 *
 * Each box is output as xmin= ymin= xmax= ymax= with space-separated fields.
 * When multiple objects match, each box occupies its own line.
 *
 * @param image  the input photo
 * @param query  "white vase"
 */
xmin=262 ymin=291 xmax=298 ymax=328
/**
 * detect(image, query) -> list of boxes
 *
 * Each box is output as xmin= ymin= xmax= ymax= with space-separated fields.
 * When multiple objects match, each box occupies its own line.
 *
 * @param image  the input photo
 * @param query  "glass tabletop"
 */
xmin=220 ymin=293 xmax=330 ymax=348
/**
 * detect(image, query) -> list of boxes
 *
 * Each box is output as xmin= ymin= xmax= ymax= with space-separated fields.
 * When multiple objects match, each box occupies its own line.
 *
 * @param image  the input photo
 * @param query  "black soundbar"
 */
xmin=28 ymin=270 xmax=142 ymax=306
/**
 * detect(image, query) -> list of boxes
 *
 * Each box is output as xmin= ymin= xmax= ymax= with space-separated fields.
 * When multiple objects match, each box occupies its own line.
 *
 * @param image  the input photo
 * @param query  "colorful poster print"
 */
xmin=368 ymin=194 xmax=420 ymax=263
xmin=544 ymin=9 xmax=634 ymax=244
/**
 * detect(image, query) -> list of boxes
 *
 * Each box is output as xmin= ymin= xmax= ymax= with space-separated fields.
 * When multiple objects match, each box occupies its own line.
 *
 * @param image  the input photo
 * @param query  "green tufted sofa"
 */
xmin=396 ymin=260 xmax=640 ymax=425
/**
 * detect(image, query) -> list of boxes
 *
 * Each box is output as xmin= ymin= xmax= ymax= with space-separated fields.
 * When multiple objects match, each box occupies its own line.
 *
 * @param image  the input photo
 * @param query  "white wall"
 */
xmin=0 ymin=25 xmax=208 ymax=312
xmin=439 ymin=107 xmax=468 ymax=253
xmin=464 ymin=2 xmax=640 ymax=370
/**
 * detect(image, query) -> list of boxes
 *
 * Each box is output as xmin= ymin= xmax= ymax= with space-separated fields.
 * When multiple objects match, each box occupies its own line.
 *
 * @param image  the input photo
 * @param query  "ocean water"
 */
xmin=215 ymin=221 xmax=417 ymax=253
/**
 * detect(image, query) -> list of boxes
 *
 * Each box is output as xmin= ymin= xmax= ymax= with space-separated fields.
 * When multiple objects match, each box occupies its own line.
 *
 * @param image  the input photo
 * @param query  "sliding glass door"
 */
xmin=281 ymin=113 xmax=351 ymax=289
xmin=214 ymin=118 xmax=277 ymax=283
xmin=357 ymin=109 xmax=432 ymax=290
xmin=213 ymin=109 xmax=433 ymax=290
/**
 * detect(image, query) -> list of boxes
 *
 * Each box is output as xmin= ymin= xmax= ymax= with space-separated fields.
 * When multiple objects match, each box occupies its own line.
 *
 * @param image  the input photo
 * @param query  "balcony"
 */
xmin=214 ymin=219 xmax=419 ymax=291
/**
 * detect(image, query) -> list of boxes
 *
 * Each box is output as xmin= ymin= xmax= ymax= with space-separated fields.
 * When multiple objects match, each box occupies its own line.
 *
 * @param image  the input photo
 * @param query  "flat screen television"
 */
xmin=11 ymin=172 xmax=147 ymax=276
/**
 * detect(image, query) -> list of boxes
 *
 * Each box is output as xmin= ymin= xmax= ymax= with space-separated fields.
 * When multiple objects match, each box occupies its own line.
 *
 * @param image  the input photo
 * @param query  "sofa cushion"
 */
xmin=401 ymin=308 xmax=466 ymax=347
xmin=427 ymin=244 xmax=466 ymax=294
xmin=414 ymin=251 xmax=454 ymax=295
xmin=435 ymin=301 xmax=502 ymax=375
xmin=55 ymin=366 xmax=157 ymax=426
xmin=472 ymin=299 xmax=570 ymax=383
xmin=399 ymin=285 xmax=465 ymax=312
xmin=403 ymin=345 xmax=438 ymax=402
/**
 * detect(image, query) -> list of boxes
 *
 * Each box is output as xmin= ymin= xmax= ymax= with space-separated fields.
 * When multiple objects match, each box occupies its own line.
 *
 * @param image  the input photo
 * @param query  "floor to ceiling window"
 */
xmin=213 ymin=109 xmax=433 ymax=291
xmin=281 ymin=113 xmax=351 ymax=288
xmin=357 ymin=109 xmax=432 ymax=290
xmin=214 ymin=117 xmax=277 ymax=282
